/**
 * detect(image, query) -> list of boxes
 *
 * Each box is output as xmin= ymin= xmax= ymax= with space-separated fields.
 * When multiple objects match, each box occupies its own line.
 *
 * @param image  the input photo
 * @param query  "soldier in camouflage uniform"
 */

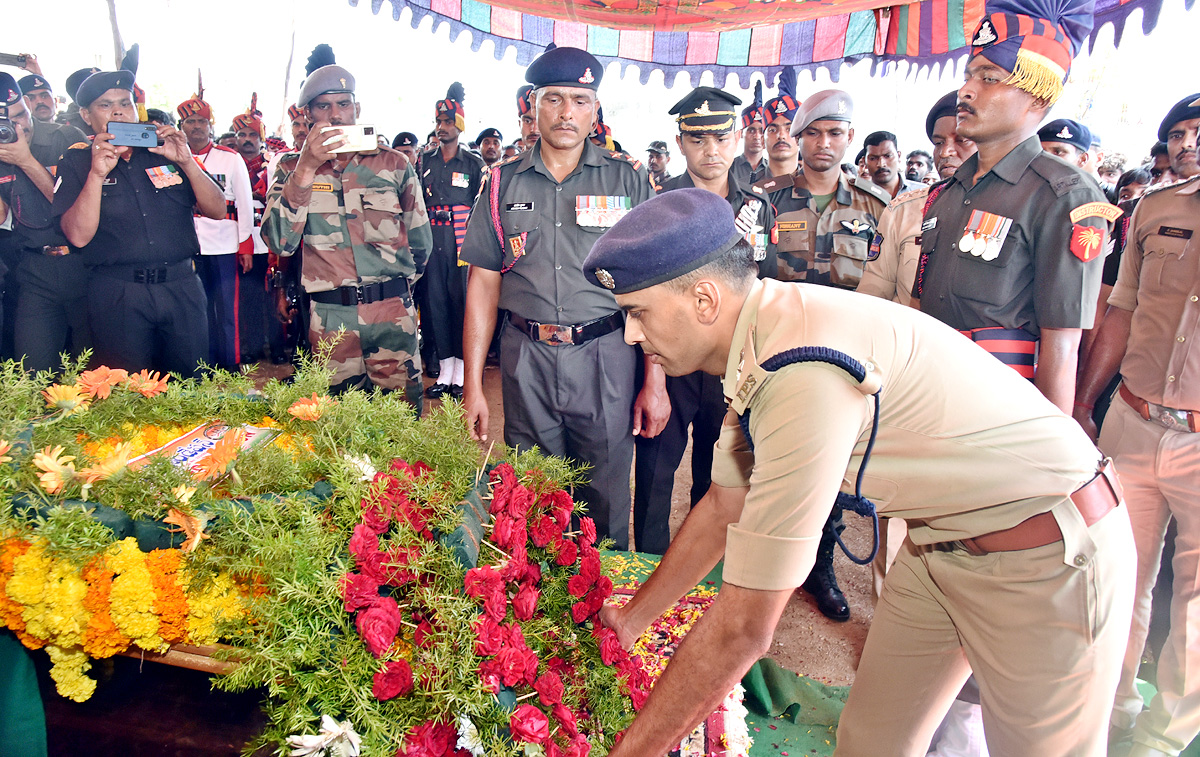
xmin=262 ymin=63 xmax=431 ymax=407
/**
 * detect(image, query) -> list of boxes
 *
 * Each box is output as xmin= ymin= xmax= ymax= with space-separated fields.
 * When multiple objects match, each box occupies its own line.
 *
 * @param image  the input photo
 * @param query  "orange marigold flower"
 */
xmin=287 ymin=393 xmax=332 ymax=422
xmin=42 ymin=384 xmax=90 ymax=416
xmin=192 ymin=428 xmax=246 ymax=482
xmin=163 ymin=508 xmax=211 ymax=553
xmin=80 ymin=442 xmax=134 ymax=484
xmin=32 ymin=445 xmax=77 ymax=495
xmin=145 ymin=550 xmax=189 ymax=645
xmin=125 ymin=370 xmax=169 ymax=398
xmin=81 ymin=556 xmax=130 ymax=658
xmin=77 ymin=367 xmax=130 ymax=399
xmin=0 ymin=440 xmax=11 ymax=465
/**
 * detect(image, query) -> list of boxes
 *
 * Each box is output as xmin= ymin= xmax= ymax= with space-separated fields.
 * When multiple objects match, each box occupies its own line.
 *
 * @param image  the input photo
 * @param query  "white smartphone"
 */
xmin=321 ymin=124 xmax=378 ymax=153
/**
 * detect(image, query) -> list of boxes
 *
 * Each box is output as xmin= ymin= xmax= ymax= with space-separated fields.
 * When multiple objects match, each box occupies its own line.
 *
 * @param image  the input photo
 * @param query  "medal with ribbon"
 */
xmin=957 ymin=209 xmax=1013 ymax=262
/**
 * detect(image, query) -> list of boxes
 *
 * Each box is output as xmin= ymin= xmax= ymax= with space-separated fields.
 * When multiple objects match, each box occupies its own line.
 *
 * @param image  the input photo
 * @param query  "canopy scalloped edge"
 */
xmin=351 ymin=0 xmax=1190 ymax=88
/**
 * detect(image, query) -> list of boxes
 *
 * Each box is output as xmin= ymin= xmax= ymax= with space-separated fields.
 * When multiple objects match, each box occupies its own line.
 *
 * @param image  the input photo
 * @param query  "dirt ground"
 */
xmin=251 ymin=358 xmax=871 ymax=687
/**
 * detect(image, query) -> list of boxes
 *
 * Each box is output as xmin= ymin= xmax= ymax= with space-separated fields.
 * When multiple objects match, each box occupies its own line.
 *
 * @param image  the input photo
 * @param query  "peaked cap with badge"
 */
xmin=526 ymin=46 xmax=603 ymax=91
xmin=1158 ymin=92 xmax=1200 ymax=142
xmin=17 ymin=74 xmax=50 ymax=96
xmin=925 ymin=90 xmax=959 ymax=141
xmin=297 ymin=45 xmax=355 ymax=108
xmin=0 ymin=73 xmax=21 ymax=107
xmin=968 ymin=0 xmax=1095 ymax=104
xmin=1037 ymin=118 xmax=1092 ymax=153
xmin=790 ymin=89 xmax=853 ymax=136
xmin=436 ymin=82 xmax=466 ymax=132
xmin=670 ymin=87 xmax=742 ymax=135
xmin=763 ymin=67 xmax=800 ymax=125
xmin=584 ymin=188 xmax=742 ymax=295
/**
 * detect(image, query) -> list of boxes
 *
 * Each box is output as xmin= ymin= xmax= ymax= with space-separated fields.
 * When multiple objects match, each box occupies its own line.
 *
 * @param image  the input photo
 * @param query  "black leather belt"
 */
xmin=309 ymin=277 xmax=410 ymax=306
xmin=508 ymin=311 xmax=623 ymax=347
xmin=93 ymin=260 xmax=194 ymax=284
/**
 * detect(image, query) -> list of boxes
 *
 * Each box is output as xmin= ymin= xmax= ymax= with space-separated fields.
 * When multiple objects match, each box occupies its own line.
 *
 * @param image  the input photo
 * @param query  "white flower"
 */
xmin=457 ymin=715 xmax=486 ymax=756
xmin=344 ymin=454 xmax=377 ymax=482
xmin=287 ymin=715 xmax=362 ymax=757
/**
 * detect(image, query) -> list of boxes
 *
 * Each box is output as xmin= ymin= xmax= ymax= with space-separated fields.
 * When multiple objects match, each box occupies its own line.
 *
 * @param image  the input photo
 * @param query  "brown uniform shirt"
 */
xmin=710 ymin=279 xmax=1101 ymax=591
xmin=857 ymin=186 xmax=928 ymax=304
xmin=1108 ymin=174 xmax=1200 ymax=410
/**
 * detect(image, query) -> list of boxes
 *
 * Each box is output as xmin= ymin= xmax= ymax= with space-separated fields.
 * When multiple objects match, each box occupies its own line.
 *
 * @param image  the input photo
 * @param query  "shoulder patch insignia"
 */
xmin=1069 ymin=201 xmax=1123 ymax=224
xmin=1070 ymin=224 xmax=1105 ymax=262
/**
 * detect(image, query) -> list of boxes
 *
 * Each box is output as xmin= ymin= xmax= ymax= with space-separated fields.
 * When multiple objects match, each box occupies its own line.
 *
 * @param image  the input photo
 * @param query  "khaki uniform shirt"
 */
xmin=710 ymin=279 xmax=1101 ymax=591
xmin=262 ymin=147 xmax=431 ymax=293
xmin=753 ymin=170 xmax=889 ymax=289
xmin=1108 ymin=175 xmax=1200 ymax=410
xmin=460 ymin=139 xmax=653 ymax=325
xmin=857 ymin=186 xmax=928 ymax=304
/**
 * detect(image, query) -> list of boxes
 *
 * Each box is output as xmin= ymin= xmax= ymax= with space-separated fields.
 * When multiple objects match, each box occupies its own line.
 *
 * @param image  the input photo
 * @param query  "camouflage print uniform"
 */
xmin=753 ymin=171 xmax=889 ymax=289
xmin=263 ymin=147 xmax=431 ymax=406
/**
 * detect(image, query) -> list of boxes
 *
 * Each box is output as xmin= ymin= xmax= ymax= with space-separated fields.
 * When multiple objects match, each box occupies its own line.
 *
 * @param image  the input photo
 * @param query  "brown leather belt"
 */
xmin=1119 ymin=382 xmax=1198 ymax=433
xmin=508 ymin=311 xmax=623 ymax=347
xmin=958 ymin=458 xmax=1123 ymax=556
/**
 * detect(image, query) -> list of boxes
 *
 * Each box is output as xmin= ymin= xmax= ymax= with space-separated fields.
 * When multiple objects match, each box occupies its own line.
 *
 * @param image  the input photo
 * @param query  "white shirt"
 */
xmin=191 ymin=143 xmax=253 ymax=255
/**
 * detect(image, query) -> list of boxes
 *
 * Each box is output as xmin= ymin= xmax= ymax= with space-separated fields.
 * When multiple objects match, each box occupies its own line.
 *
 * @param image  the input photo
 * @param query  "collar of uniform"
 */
xmin=791 ymin=169 xmax=853 ymax=206
xmin=723 ymin=278 xmax=768 ymax=409
xmin=1175 ymin=174 xmax=1200 ymax=196
xmin=954 ymin=135 xmax=1041 ymax=187
xmin=518 ymin=138 xmax=607 ymax=181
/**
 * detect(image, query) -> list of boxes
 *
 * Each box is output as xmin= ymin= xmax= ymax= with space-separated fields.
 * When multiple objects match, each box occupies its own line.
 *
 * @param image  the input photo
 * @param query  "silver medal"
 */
xmin=981 ymin=237 xmax=1001 ymax=261
xmin=959 ymin=233 xmax=975 ymax=253
xmin=971 ymin=235 xmax=988 ymax=257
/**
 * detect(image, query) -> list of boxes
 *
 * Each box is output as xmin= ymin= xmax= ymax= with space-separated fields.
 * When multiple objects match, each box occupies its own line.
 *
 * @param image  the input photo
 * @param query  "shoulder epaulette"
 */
xmin=891 ymin=185 xmax=930 ymax=206
xmin=1142 ymin=173 xmax=1200 ymax=198
xmin=750 ymin=174 xmax=790 ymax=196
xmin=852 ymin=176 xmax=892 ymax=205
xmin=1028 ymin=154 xmax=1094 ymax=197
xmin=604 ymin=150 xmax=644 ymax=172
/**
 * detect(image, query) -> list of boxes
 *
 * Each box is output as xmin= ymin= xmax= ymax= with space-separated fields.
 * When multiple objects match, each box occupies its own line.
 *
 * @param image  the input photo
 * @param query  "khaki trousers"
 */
xmin=836 ymin=499 xmax=1135 ymax=756
xmin=1104 ymin=396 xmax=1200 ymax=755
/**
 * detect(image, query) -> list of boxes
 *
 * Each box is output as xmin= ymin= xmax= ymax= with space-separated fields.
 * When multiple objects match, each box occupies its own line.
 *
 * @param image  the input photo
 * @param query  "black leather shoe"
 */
xmin=448 ymin=385 xmax=464 ymax=400
xmin=801 ymin=570 xmax=850 ymax=621
xmin=424 ymin=383 xmax=451 ymax=399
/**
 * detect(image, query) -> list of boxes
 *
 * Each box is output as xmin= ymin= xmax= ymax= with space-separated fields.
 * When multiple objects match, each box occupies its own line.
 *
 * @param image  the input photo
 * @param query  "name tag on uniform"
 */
xmin=575 ymin=195 xmax=631 ymax=227
xmin=146 ymin=164 xmax=183 ymax=189
xmin=102 ymin=177 xmax=117 ymax=186
xmin=0 ymin=175 xmax=13 ymax=185
xmin=921 ymin=217 xmax=937 ymax=231
xmin=777 ymin=221 xmax=806 ymax=232
xmin=506 ymin=202 xmax=534 ymax=212
xmin=312 ymin=182 xmax=334 ymax=192
xmin=451 ymin=171 xmax=470 ymax=188
xmin=1159 ymin=226 xmax=1194 ymax=240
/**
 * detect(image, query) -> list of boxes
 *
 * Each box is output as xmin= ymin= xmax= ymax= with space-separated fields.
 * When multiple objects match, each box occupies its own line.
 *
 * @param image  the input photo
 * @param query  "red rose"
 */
xmin=372 ymin=659 xmax=414 ymax=700
xmin=570 ymin=601 xmax=590 ymax=624
xmin=499 ymin=543 xmax=528 ymax=583
xmin=523 ymin=562 xmax=543 ymax=585
xmin=361 ymin=501 xmax=391 ymax=535
xmin=465 ymin=565 xmax=502 ymax=598
xmin=495 ymin=646 xmax=529 ymax=687
xmin=510 ymin=704 xmax=550 ymax=744
xmin=395 ymin=495 xmax=429 ymax=533
xmin=579 ymin=549 xmax=602 ymax=582
xmin=348 ymin=523 xmax=380 ymax=560
xmin=357 ymin=549 xmax=389 ymax=585
xmin=399 ymin=719 xmax=456 ymax=756
xmin=340 ymin=572 xmax=380 ymax=612
xmin=579 ymin=517 xmax=597 ymax=548
xmin=595 ymin=626 xmax=624 ymax=666
xmin=414 ymin=618 xmax=435 ymax=648
xmin=554 ymin=538 xmax=578 ymax=567
xmin=473 ymin=615 xmax=504 ymax=656
xmin=388 ymin=459 xmax=416 ymax=477
xmin=482 ymin=585 xmax=507 ymax=621
xmin=565 ymin=734 xmax=591 ymax=757
xmin=383 ymin=546 xmax=418 ymax=586
xmin=547 ymin=489 xmax=574 ymax=528
xmin=507 ymin=484 xmax=536 ymax=520
xmin=530 ymin=514 xmax=558 ymax=548
xmin=533 ymin=670 xmax=564 ymax=706
xmin=512 ymin=584 xmax=539 ymax=621
xmin=492 ymin=515 xmax=515 ymax=550
xmin=502 ymin=622 xmax=525 ymax=649
xmin=567 ymin=574 xmax=591 ymax=598
xmin=356 ymin=596 xmax=402 ymax=657
xmin=552 ymin=702 xmax=578 ymax=737
xmin=479 ymin=660 xmax=502 ymax=693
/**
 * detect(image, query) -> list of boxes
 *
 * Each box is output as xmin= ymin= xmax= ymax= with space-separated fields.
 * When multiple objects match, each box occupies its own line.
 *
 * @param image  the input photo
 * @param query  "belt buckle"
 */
xmin=537 ymin=323 xmax=574 ymax=346
xmin=1157 ymin=406 xmax=1191 ymax=432
xmin=344 ymin=285 xmax=365 ymax=305
xmin=43 ymin=245 xmax=69 ymax=256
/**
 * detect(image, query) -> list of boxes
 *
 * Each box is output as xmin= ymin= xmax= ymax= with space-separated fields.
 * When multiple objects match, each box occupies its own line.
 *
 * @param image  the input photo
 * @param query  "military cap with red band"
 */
xmin=177 ymin=97 xmax=214 ymax=122
xmin=232 ymin=93 xmax=265 ymax=138
xmin=740 ymin=80 xmax=765 ymax=130
xmin=968 ymin=0 xmax=1095 ymax=104
xmin=435 ymin=82 xmax=466 ymax=132
xmin=763 ymin=67 xmax=800 ymax=124
xmin=516 ymin=84 xmax=535 ymax=116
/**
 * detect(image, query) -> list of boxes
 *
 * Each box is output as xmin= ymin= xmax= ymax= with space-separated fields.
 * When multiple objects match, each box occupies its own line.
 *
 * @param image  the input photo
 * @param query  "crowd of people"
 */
xmin=1 ymin=0 xmax=1198 ymax=750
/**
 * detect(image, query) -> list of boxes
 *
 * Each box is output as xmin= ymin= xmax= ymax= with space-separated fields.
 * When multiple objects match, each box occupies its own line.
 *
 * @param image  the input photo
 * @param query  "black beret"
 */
xmin=925 ymin=91 xmax=959 ymax=141
xmin=526 ymin=46 xmax=602 ymax=91
xmin=583 ymin=188 xmax=742 ymax=294
xmin=17 ymin=74 xmax=50 ymax=95
xmin=65 ymin=67 xmax=100 ymax=103
xmin=74 ymin=70 xmax=134 ymax=108
xmin=0 ymin=73 xmax=20 ymax=107
xmin=1159 ymin=93 xmax=1200 ymax=143
xmin=669 ymin=86 xmax=742 ymax=134
xmin=476 ymin=127 xmax=503 ymax=143
xmin=1037 ymin=118 xmax=1092 ymax=154
xmin=392 ymin=131 xmax=419 ymax=149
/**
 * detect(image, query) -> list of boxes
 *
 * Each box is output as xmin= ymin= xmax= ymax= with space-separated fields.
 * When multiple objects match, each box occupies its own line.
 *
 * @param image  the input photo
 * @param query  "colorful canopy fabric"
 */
xmin=351 ymin=0 xmax=1178 ymax=85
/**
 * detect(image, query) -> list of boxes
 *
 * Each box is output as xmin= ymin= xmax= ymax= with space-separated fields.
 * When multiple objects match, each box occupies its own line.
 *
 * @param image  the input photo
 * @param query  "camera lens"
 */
xmin=0 ymin=120 xmax=17 ymax=144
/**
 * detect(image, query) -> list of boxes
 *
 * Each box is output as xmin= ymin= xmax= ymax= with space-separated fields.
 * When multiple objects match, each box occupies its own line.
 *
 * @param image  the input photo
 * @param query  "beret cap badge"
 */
xmin=594 ymin=269 xmax=616 ymax=290
xmin=579 ymin=68 xmax=595 ymax=85
xmin=973 ymin=20 xmax=998 ymax=45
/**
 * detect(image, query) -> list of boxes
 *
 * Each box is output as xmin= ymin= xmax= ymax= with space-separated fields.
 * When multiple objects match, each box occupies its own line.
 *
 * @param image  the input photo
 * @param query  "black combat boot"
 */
xmin=800 ymin=529 xmax=850 ymax=621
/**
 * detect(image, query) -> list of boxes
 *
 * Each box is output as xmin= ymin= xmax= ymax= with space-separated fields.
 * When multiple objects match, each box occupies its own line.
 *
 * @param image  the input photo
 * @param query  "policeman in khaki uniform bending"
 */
xmin=592 ymin=188 xmax=1134 ymax=757
xmin=1075 ymin=93 xmax=1200 ymax=757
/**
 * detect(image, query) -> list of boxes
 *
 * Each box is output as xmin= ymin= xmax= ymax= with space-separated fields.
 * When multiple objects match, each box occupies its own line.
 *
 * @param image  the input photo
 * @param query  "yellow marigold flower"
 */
xmin=76 ymin=366 xmax=129 ymax=399
xmin=45 ymin=645 xmax=97 ymax=702
xmin=106 ymin=538 xmax=165 ymax=652
xmin=0 ymin=439 xmax=11 ymax=465
xmin=184 ymin=571 xmax=244 ymax=645
xmin=287 ymin=393 xmax=332 ymax=422
xmin=6 ymin=540 xmax=50 ymax=607
xmin=42 ymin=384 xmax=90 ymax=416
xmin=32 ymin=445 xmax=77 ymax=495
xmin=80 ymin=441 xmax=134 ymax=484
xmin=193 ymin=428 xmax=246 ymax=482
xmin=125 ymin=369 xmax=169 ymax=398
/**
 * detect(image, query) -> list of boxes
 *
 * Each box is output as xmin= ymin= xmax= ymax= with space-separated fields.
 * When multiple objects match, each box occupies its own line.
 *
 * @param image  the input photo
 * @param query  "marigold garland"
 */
xmin=146 ymin=549 xmax=190 ymax=645
xmin=106 ymin=538 xmax=167 ymax=652
xmin=80 ymin=555 xmax=131 ymax=658
xmin=45 ymin=644 xmax=97 ymax=702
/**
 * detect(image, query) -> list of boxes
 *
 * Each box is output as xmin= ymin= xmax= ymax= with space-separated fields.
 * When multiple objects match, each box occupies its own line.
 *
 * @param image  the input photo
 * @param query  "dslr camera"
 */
xmin=0 ymin=105 xmax=18 ymax=145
